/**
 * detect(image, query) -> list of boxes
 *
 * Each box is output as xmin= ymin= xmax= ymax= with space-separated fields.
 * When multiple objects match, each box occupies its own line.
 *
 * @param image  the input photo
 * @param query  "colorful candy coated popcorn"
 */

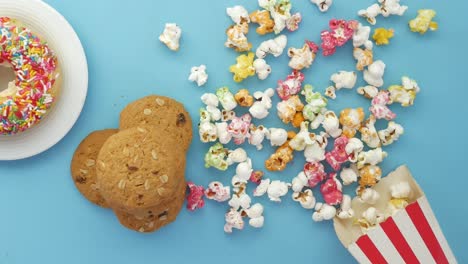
xmin=388 ymin=76 xmax=420 ymax=107
xmin=229 ymin=52 xmax=256 ymax=82
xmin=360 ymin=115 xmax=381 ymax=148
xmin=159 ymin=23 xmax=182 ymax=51
xmin=289 ymin=121 xmax=314 ymax=151
xmin=353 ymin=48 xmax=373 ymax=71
xmin=312 ymin=202 xmax=336 ymax=221
xmin=302 ymin=84 xmax=328 ymax=122
xmin=364 ymin=60 xmax=386 ymax=87
xmin=249 ymin=125 xmax=268 ymax=150
xmin=378 ymin=121 xmax=404 ymax=146
xmin=205 ymin=181 xmax=231 ymax=202
xmin=291 ymin=112 xmax=305 ymax=128
xmin=326 ymin=136 xmax=350 ymax=171
xmin=256 ymin=35 xmax=288 ymax=59
xmin=226 ymin=5 xmax=250 ymax=25
xmin=322 ymin=110 xmax=342 ymax=138
xmin=265 ymin=137 xmax=295 ymax=171
xmin=243 ymin=203 xmax=265 ymax=228
xmin=370 ymin=90 xmax=396 ymax=120
xmin=250 ymin=170 xmax=264 ymax=184
xmin=379 ymin=0 xmax=408 ymax=17
xmin=225 ymin=21 xmax=251 ymax=52
xmin=286 ymin=12 xmax=302 ymax=32
xmin=373 ymin=28 xmax=394 ymax=45
xmin=304 ymin=162 xmax=327 ymax=188
xmin=339 ymin=108 xmax=365 ymax=138
xmin=260 ymin=0 xmax=292 ymax=34
xmin=253 ymin=58 xmax=271 ymax=80
xmin=353 ymin=23 xmax=373 ymax=50
xmin=186 ymin=182 xmax=205 ymax=211
xmin=287 ymin=41 xmax=319 ymax=70
xmin=276 ymin=95 xmax=304 ymax=124
xmin=337 ymin=195 xmax=354 ymax=219
xmin=216 ymin=87 xmax=237 ymax=111
xmin=235 ymin=89 xmax=254 ymax=107
xmin=228 ymin=113 xmax=252 ymax=145
xmin=249 ymin=88 xmax=275 ymax=119
xmin=188 ymin=65 xmax=208 ymax=87
xmin=304 ymin=132 xmax=328 ymax=163
xmin=409 ymin=9 xmax=438 ymax=34
xmin=292 ymin=189 xmax=316 ymax=209
xmin=224 ymin=208 xmax=244 ymax=233
xmin=320 ymin=19 xmax=358 ymax=56
xmin=267 ymin=180 xmax=290 ymax=202
xmin=204 ymin=142 xmax=229 ymax=171
xmin=310 ymin=0 xmax=333 ymax=12
xmin=250 ymin=10 xmax=275 ymax=35
xmin=277 ymin=70 xmax=305 ymax=100
xmin=358 ymin=4 xmax=381 ymax=25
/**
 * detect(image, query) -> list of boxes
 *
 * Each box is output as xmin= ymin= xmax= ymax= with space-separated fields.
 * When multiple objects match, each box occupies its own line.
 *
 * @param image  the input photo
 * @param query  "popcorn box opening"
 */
xmin=334 ymin=166 xmax=457 ymax=264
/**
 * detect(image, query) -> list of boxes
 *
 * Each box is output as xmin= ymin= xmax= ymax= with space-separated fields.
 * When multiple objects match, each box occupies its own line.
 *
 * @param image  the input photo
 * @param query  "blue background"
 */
xmin=0 ymin=0 xmax=466 ymax=263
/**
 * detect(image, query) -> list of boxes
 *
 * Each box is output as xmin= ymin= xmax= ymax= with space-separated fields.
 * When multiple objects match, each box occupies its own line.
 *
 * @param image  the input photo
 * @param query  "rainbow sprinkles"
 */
xmin=0 ymin=17 xmax=60 ymax=135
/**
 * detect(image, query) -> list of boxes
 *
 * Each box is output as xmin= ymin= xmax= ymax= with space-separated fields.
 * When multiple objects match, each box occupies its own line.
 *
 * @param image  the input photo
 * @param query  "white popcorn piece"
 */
xmin=227 ymin=148 xmax=248 ymax=165
xmin=231 ymin=175 xmax=245 ymax=187
xmin=322 ymin=111 xmax=342 ymax=138
xmin=345 ymin=138 xmax=364 ymax=163
xmin=360 ymin=115 xmax=381 ymax=149
xmin=254 ymin=179 xmax=271 ymax=197
xmin=249 ymin=125 xmax=268 ymax=150
xmin=359 ymin=188 xmax=381 ymax=205
xmin=221 ymin=110 xmax=236 ymax=122
xmin=267 ymin=128 xmax=288 ymax=147
xmin=216 ymin=122 xmax=232 ymax=144
xmin=253 ymin=59 xmax=271 ymax=80
xmin=267 ymin=180 xmax=290 ymax=202
xmin=224 ymin=208 xmax=245 ymax=233
xmin=358 ymin=4 xmax=381 ymax=25
xmin=243 ymin=203 xmax=265 ymax=228
xmin=199 ymin=122 xmax=217 ymax=143
xmin=236 ymin=158 xmax=253 ymax=182
xmin=310 ymin=112 xmax=325 ymax=130
xmin=289 ymin=122 xmax=314 ymax=151
xmin=364 ymin=60 xmax=386 ymax=87
xmin=310 ymin=0 xmax=333 ymax=12
xmin=229 ymin=192 xmax=252 ymax=210
xmin=337 ymin=195 xmax=354 ymax=219
xmin=358 ymin=207 xmax=385 ymax=231
xmin=312 ymin=202 xmax=336 ymax=222
xmin=205 ymin=181 xmax=231 ymax=202
xmin=159 ymin=23 xmax=182 ymax=51
xmin=353 ymin=23 xmax=373 ymax=50
xmin=357 ymin=85 xmax=379 ymax=99
xmin=340 ymin=165 xmax=359 ymax=185
xmin=292 ymin=171 xmax=309 ymax=193
xmin=226 ymin=5 xmax=250 ymax=24
xmin=287 ymin=42 xmax=317 ymax=70
xmin=390 ymin=181 xmax=411 ymax=199
xmin=357 ymin=148 xmax=388 ymax=169
xmin=293 ymin=189 xmax=316 ymax=209
xmin=331 ymin=71 xmax=357 ymax=90
xmin=256 ymin=35 xmax=288 ymax=59
xmin=188 ymin=65 xmax=208 ymax=87
xmin=249 ymin=88 xmax=275 ymax=119
xmin=378 ymin=0 xmax=407 ymax=17
xmin=304 ymin=132 xmax=328 ymax=163
xmin=389 ymin=76 xmax=420 ymax=107
xmin=201 ymin=93 xmax=222 ymax=121
xmin=325 ymin=86 xmax=336 ymax=99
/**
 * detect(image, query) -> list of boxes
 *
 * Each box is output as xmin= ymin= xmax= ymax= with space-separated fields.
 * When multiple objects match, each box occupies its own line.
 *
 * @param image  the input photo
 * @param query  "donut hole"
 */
xmin=0 ymin=64 xmax=16 ymax=96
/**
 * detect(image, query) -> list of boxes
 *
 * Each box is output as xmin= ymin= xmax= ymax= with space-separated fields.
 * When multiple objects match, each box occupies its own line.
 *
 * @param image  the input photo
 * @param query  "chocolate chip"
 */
xmin=75 ymin=175 xmax=87 ymax=184
xmin=176 ymin=113 xmax=186 ymax=127
xmin=127 ymin=165 xmax=139 ymax=172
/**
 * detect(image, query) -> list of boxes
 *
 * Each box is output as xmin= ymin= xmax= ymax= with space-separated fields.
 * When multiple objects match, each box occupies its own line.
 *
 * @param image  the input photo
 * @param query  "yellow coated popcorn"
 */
xmin=250 ymin=10 xmax=275 ymax=35
xmin=373 ymin=28 xmax=394 ymax=46
xmin=229 ymin=52 xmax=256 ymax=82
xmin=234 ymin=89 xmax=254 ymax=107
xmin=339 ymin=108 xmax=365 ymax=138
xmin=225 ymin=20 xmax=252 ymax=52
xmin=409 ymin=9 xmax=438 ymax=34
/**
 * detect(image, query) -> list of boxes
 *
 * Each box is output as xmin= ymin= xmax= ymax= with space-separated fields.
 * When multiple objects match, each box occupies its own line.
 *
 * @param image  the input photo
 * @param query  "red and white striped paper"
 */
xmin=347 ymin=196 xmax=456 ymax=264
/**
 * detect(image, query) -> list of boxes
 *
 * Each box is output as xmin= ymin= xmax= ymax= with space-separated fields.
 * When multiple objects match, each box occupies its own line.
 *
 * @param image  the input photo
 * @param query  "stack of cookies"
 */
xmin=71 ymin=95 xmax=192 ymax=233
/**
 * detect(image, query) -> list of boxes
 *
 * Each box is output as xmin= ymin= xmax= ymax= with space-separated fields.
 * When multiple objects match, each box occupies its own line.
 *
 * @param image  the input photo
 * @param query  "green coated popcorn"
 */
xmin=301 ymin=84 xmax=328 ymax=122
xmin=205 ymin=143 xmax=229 ymax=171
xmin=216 ymin=87 xmax=238 ymax=111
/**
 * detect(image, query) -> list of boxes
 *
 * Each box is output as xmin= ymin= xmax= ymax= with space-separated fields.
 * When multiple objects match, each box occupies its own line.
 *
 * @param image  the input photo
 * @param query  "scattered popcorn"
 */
xmin=388 ymin=76 xmax=420 ymax=107
xmin=201 ymin=93 xmax=222 ymax=121
xmin=285 ymin=12 xmax=302 ymax=32
xmin=289 ymin=122 xmax=314 ymax=151
xmin=229 ymin=186 xmax=252 ymax=210
xmin=340 ymin=165 xmax=358 ymax=185
xmin=235 ymin=89 xmax=254 ymax=107
xmin=267 ymin=128 xmax=288 ymax=146
xmin=304 ymin=132 xmax=328 ymax=163
xmin=226 ymin=5 xmax=250 ymax=25
xmin=292 ymin=112 xmax=305 ymax=128
xmin=254 ymin=178 xmax=271 ymax=197
xmin=216 ymin=122 xmax=232 ymax=144
xmin=265 ymin=139 xmax=294 ymax=171
xmin=205 ymin=181 xmax=231 ymax=202
xmin=358 ymin=4 xmax=381 ymax=25
xmin=326 ymin=136 xmax=350 ymax=171
xmin=359 ymin=187 xmax=380 ymax=205
xmin=358 ymin=165 xmax=382 ymax=191
xmin=249 ymin=88 xmax=275 ymax=119
xmin=357 ymin=85 xmax=379 ymax=99
xmin=159 ymin=23 xmax=182 ymax=51
xmin=188 ymin=65 xmax=208 ymax=87
xmin=292 ymin=171 xmax=308 ymax=192
xmin=224 ymin=208 xmax=245 ymax=233
xmin=353 ymin=48 xmax=373 ymax=71
xmin=199 ymin=121 xmax=218 ymax=143
xmin=353 ymin=23 xmax=373 ymax=50
xmin=253 ymin=59 xmax=271 ymax=80
xmin=373 ymin=28 xmax=394 ymax=46
xmin=409 ymin=9 xmax=438 ymax=34
xmin=222 ymin=110 xmax=236 ymax=121
xmin=320 ymin=19 xmax=358 ymax=56
xmin=337 ymin=195 xmax=354 ymax=219
xmin=379 ymin=0 xmax=408 ymax=17
xmin=360 ymin=115 xmax=381 ymax=148
xmin=204 ymin=143 xmax=229 ymax=171
xmin=293 ymin=189 xmax=316 ymax=209
xmin=230 ymin=52 xmax=256 ymax=82
xmin=235 ymin=158 xmax=253 ymax=182
xmin=326 ymin=71 xmax=357 ymax=98
xmin=370 ymin=90 xmax=396 ymax=120
xmin=227 ymin=148 xmax=248 ymax=165
xmin=186 ymin=182 xmax=205 ymax=211
xmin=325 ymin=86 xmax=336 ymax=99
xmin=322 ymin=111 xmax=342 ymax=138
xmin=339 ymin=108 xmax=365 ymax=138
xmin=228 ymin=114 xmax=252 ymax=145
xmin=216 ymin=87 xmax=237 ymax=111
xmin=388 ymin=181 xmax=411 ymax=215
xmin=277 ymin=70 xmax=305 ymax=100
xmin=378 ymin=121 xmax=404 ymax=146
xmin=304 ymin=162 xmax=327 ymax=188
xmin=249 ymin=125 xmax=268 ymax=150
xmin=301 ymin=85 xmax=328 ymax=122
xmin=288 ymin=41 xmax=319 ymax=70
xmin=345 ymin=137 xmax=364 ymax=163
xmin=310 ymin=0 xmax=333 ymax=12
xmin=364 ymin=60 xmax=386 ymax=88
xmin=243 ymin=203 xmax=265 ymax=228
xmin=267 ymin=180 xmax=290 ymax=202
xmin=312 ymin=202 xmax=336 ymax=222
xmin=320 ymin=173 xmax=343 ymax=205
xmin=277 ymin=95 xmax=304 ymax=124
xmin=225 ymin=21 xmax=251 ymax=52
xmin=250 ymin=170 xmax=264 ymax=184
xmin=256 ymin=34 xmax=288 ymax=59
xmin=250 ymin=10 xmax=275 ymax=35
xmin=357 ymin=207 xmax=385 ymax=231
xmin=260 ymin=0 xmax=293 ymax=34
xmin=357 ymin=148 xmax=387 ymax=169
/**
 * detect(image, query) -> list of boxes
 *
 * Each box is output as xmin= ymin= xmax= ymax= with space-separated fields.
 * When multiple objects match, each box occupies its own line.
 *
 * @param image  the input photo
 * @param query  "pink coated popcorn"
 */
xmin=325 ymin=136 xmax=350 ymax=171
xmin=320 ymin=172 xmax=343 ymax=205
xmin=277 ymin=70 xmax=305 ymax=100
xmin=286 ymin=12 xmax=302 ymax=32
xmin=205 ymin=181 xmax=231 ymax=202
xmin=227 ymin=113 xmax=252 ymax=145
xmin=370 ymin=90 xmax=396 ymax=120
xmin=320 ymin=19 xmax=358 ymax=56
xmin=186 ymin=182 xmax=205 ymax=211
xmin=304 ymin=162 xmax=327 ymax=188
xmin=250 ymin=170 xmax=264 ymax=184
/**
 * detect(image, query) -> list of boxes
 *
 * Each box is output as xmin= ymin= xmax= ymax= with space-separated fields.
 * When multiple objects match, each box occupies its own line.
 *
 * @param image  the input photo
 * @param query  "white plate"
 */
xmin=0 ymin=0 xmax=88 ymax=160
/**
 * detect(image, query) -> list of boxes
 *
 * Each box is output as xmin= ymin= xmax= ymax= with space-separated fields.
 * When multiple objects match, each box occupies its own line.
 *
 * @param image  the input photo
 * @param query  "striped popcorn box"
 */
xmin=334 ymin=166 xmax=457 ymax=264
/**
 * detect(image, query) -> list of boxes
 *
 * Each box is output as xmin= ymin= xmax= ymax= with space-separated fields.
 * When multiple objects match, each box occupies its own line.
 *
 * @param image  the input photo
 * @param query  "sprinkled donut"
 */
xmin=0 ymin=17 xmax=61 ymax=135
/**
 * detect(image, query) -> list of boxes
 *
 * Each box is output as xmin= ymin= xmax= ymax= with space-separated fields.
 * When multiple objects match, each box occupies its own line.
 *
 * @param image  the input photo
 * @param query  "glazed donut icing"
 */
xmin=0 ymin=17 xmax=60 ymax=135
